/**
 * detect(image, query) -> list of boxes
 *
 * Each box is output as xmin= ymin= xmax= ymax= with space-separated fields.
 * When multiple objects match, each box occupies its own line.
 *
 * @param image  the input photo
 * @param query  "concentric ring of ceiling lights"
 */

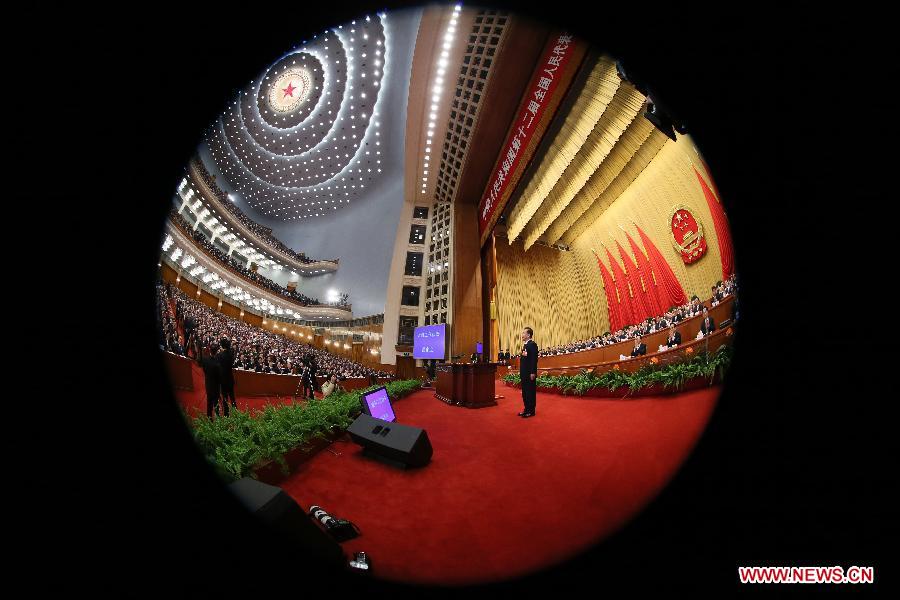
xmin=206 ymin=13 xmax=389 ymax=221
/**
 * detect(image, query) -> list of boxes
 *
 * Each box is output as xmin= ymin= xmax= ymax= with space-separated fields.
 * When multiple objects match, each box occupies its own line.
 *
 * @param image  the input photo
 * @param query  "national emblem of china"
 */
xmin=670 ymin=205 xmax=707 ymax=264
xmin=268 ymin=68 xmax=312 ymax=113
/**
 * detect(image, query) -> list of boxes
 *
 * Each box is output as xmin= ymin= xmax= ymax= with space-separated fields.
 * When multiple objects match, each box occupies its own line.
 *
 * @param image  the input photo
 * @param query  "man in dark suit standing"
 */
xmin=217 ymin=337 xmax=237 ymax=411
xmin=308 ymin=356 xmax=319 ymax=393
xmin=630 ymin=335 xmax=647 ymax=357
xmin=300 ymin=360 xmax=315 ymax=400
xmin=518 ymin=327 xmax=538 ymax=418
xmin=427 ymin=358 xmax=437 ymax=381
xmin=197 ymin=341 xmax=227 ymax=418
xmin=183 ymin=313 xmax=197 ymax=356
xmin=700 ymin=307 xmax=716 ymax=335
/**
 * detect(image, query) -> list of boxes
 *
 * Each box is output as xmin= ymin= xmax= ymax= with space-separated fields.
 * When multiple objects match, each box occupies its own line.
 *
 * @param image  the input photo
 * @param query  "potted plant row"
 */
xmin=187 ymin=379 xmax=424 ymax=484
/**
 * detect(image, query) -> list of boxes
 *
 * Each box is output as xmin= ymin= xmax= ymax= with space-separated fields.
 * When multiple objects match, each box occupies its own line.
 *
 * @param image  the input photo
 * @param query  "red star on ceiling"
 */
xmin=282 ymin=82 xmax=297 ymax=98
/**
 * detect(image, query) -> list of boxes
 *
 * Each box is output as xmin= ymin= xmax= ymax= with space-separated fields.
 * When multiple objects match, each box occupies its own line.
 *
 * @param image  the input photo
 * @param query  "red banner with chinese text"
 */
xmin=478 ymin=32 xmax=582 ymax=244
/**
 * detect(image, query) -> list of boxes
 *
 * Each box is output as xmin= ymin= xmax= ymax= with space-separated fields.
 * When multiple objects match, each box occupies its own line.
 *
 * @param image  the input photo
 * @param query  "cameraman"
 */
xmin=217 ymin=337 xmax=237 ymax=411
xmin=196 ymin=341 xmax=227 ymax=418
xmin=300 ymin=359 xmax=315 ymax=400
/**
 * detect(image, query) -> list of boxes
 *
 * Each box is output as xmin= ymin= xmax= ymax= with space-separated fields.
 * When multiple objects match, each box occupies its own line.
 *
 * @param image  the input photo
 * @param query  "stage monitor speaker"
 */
xmin=227 ymin=477 xmax=345 ymax=568
xmin=347 ymin=413 xmax=433 ymax=468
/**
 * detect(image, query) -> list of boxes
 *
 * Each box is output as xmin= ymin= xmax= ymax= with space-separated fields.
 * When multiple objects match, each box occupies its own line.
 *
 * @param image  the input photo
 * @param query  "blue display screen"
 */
xmin=361 ymin=386 xmax=396 ymax=422
xmin=413 ymin=324 xmax=446 ymax=359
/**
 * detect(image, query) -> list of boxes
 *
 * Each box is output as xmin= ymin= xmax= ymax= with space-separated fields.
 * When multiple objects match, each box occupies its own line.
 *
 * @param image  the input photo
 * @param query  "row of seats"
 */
xmin=535 ymin=275 xmax=738 ymax=357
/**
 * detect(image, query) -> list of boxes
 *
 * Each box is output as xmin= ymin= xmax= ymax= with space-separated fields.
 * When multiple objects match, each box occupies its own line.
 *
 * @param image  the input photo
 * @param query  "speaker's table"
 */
xmin=434 ymin=363 xmax=497 ymax=408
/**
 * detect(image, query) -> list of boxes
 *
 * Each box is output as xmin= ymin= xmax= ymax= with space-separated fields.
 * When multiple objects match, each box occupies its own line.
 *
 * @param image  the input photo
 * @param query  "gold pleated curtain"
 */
xmin=495 ymin=135 xmax=729 ymax=352
xmin=559 ymin=127 xmax=669 ymax=246
xmin=539 ymin=102 xmax=657 ymax=247
xmin=519 ymin=84 xmax=646 ymax=250
xmin=495 ymin=237 xmax=607 ymax=353
xmin=506 ymin=58 xmax=620 ymax=242
xmin=572 ymin=134 xmax=727 ymax=304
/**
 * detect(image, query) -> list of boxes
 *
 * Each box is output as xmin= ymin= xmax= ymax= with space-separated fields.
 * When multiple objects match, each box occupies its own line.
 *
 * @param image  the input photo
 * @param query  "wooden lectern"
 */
xmin=434 ymin=363 xmax=497 ymax=408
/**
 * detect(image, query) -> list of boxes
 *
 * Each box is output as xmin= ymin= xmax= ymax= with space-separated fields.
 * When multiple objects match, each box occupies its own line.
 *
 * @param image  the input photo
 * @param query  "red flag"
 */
xmin=625 ymin=229 xmax=664 ymax=317
xmin=605 ymin=246 xmax=638 ymax=327
xmin=616 ymin=240 xmax=651 ymax=323
xmin=636 ymin=225 xmax=687 ymax=308
xmin=699 ymin=158 xmax=723 ymax=203
xmin=592 ymin=249 xmax=623 ymax=332
xmin=694 ymin=167 xmax=734 ymax=279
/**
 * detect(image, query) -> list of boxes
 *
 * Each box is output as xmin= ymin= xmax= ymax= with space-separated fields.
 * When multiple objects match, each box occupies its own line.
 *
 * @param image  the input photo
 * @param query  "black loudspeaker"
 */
xmin=347 ymin=413 xmax=433 ymax=468
xmin=227 ymin=477 xmax=345 ymax=568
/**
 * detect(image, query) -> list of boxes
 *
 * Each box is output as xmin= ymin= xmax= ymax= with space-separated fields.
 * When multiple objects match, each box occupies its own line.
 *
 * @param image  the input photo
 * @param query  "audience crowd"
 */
xmin=159 ymin=282 xmax=390 ymax=380
xmin=190 ymin=160 xmax=334 ymax=265
xmin=169 ymin=210 xmax=351 ymax=308
xmin=535 ymin=275 xmax=738 ymax=357
xmin=157 ymin=282 xmax=187 ymax=355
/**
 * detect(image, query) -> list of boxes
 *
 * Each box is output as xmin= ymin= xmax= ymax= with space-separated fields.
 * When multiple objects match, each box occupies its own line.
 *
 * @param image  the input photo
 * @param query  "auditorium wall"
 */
xmin=495 ymin=134 xmax=731 ymax=353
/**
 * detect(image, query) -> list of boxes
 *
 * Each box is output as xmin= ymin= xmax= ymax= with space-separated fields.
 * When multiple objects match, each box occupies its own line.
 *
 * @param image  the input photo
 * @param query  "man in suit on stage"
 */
xmin=427 ymin=358 xmax=437 ymax=382
xmin=518 ymin=327 xmax=538 ymax=418
xmin=630 ymin=335 xmax=647 ymax=357
xmin=665 ymin=323 xmax=682 ymax=348
xmin=700 ymin=307 xmax=716 ymax=335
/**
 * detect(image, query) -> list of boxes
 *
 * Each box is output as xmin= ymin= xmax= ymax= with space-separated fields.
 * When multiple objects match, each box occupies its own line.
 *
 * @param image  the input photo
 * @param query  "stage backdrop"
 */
xmin=494 ymin=134 xmax=732 ymax=353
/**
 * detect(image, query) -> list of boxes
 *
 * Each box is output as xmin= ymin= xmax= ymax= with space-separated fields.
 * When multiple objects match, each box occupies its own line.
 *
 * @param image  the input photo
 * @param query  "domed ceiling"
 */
xmin=206 ymin=13 xmax=389 ymax=221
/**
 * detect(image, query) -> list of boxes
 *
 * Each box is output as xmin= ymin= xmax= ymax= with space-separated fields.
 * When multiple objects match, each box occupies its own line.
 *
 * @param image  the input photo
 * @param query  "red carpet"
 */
xmin=175 ymin=372 xmax=720 ymax=584
xmin=272 ymin=383 xmax=721 ymax=586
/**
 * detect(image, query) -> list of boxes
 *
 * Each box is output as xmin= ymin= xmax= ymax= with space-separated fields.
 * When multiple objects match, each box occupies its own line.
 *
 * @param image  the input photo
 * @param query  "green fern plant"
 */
xmin=499 ymin=345 xmax=734 ymax=396
xmin=188 ymin=379 xmax=424 ymax=482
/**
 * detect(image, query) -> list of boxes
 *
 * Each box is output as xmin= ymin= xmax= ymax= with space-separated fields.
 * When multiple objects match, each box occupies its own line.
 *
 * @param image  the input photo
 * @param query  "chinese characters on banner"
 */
xmin=477 ymin=32 xmax=579 ymax=243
